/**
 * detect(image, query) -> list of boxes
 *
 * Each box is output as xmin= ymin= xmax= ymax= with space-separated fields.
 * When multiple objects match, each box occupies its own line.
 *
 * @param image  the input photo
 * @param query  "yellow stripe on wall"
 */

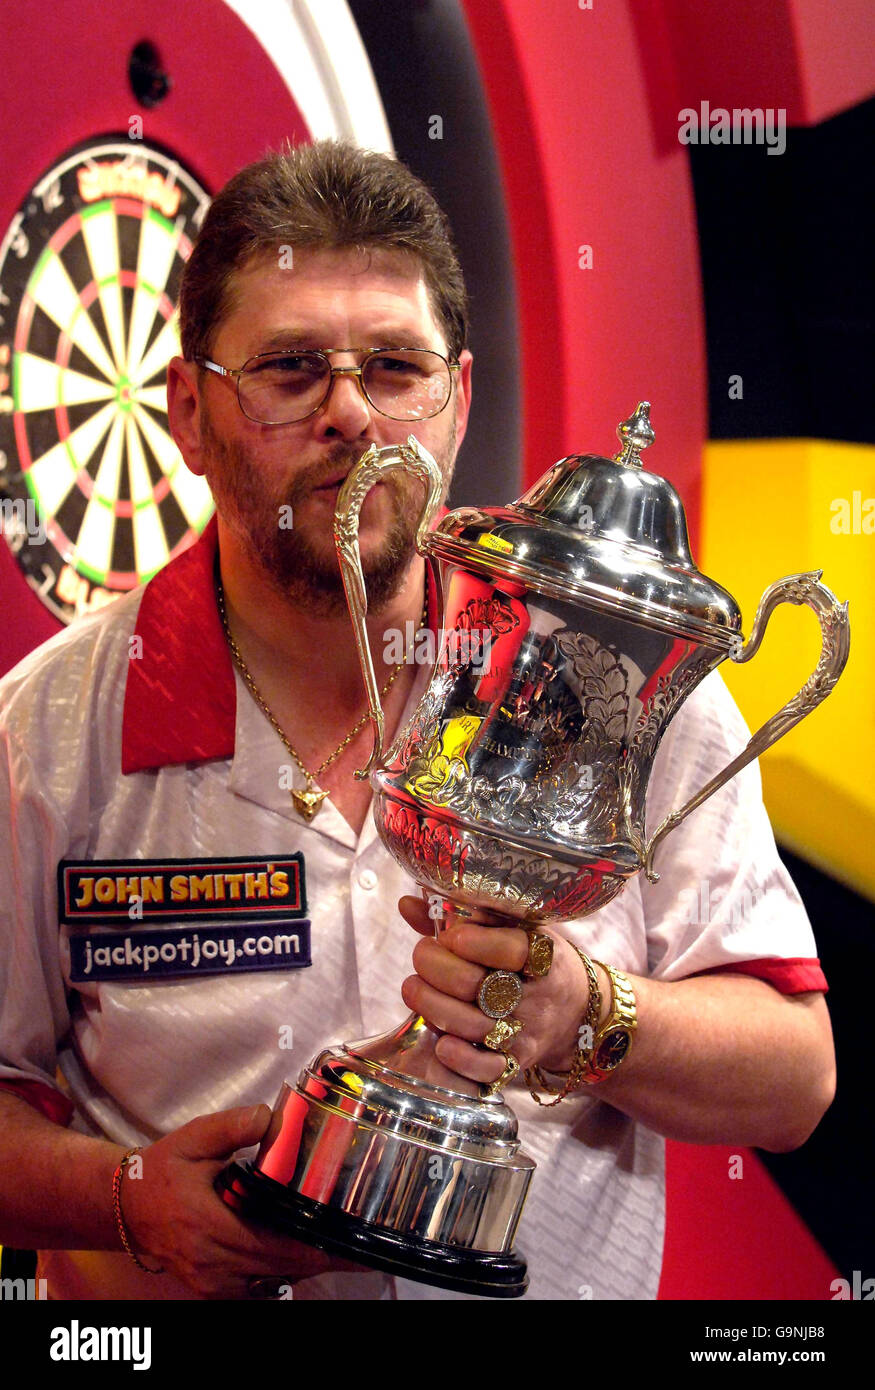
xmin=701 ymin=438 xmax=874 ymax=901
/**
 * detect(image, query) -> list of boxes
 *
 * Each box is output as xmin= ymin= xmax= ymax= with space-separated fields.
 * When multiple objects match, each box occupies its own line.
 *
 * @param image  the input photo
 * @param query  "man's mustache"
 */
xmin=287 ymin=451 xmax=413 ymax=505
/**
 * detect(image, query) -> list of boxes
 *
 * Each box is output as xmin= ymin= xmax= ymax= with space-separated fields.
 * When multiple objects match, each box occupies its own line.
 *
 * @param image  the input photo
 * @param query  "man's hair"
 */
xmin=179 ymin=140 xmax=469 ymax=363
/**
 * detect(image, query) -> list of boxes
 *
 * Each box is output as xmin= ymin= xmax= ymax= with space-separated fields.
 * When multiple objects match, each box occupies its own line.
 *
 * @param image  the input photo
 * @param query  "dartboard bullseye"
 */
xmin=0 ymin=136 xmax=214 ymax=623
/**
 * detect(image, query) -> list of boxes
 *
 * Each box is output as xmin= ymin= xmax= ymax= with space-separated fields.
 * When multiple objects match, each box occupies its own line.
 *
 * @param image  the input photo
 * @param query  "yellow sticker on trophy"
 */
xmin=404 ymin=716 xmax=483 ymax=800
xmin=440 ymin=714 xmax=482 ymax=761
xmin=477 ymin=533 xmax=514 ymax=555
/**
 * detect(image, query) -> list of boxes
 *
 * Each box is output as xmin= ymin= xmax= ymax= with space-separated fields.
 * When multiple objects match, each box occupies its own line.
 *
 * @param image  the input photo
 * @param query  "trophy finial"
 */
xmin=614 ymin=402 xmax=654 ymax=468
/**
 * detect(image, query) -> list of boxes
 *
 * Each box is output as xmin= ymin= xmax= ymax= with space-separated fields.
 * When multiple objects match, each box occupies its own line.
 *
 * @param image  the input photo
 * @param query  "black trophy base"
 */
xmin=217 ymin=1161 xmax=529 ymax=1299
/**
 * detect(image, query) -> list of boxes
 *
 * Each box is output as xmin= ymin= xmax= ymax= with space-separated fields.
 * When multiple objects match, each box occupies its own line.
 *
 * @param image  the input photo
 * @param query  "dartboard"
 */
xmin=0 ymin=136 xmax=214 ymax=624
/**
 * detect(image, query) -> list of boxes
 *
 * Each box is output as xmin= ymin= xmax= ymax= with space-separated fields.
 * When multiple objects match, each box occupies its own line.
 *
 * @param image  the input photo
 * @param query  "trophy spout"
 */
xmin=334 ymin=436 xmax=444 ymax=778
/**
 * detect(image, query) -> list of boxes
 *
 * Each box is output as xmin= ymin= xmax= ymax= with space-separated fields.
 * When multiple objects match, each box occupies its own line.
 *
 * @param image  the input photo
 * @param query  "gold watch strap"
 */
xmin=577 ymin=960 xmax=637 ymax=1084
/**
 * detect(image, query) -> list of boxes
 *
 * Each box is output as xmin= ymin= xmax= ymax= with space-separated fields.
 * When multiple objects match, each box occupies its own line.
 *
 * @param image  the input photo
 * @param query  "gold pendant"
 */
xmin=291 ymin=784 xmax=329 ymax=821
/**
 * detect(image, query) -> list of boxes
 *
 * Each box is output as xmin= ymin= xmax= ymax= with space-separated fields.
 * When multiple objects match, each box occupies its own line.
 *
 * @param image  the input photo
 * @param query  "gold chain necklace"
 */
xmin=216 ymin=574 xmax=428 ymax=822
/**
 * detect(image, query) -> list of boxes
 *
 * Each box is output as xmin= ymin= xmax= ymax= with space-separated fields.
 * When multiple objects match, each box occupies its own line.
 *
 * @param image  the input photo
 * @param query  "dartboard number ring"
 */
xmin=0 ymin=137 xmax=214 ymax=623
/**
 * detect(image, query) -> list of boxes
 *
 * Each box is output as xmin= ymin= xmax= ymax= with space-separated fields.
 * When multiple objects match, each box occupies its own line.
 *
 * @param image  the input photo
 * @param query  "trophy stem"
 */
xmin=344 ymin=1011 xmax=485 ymax=1097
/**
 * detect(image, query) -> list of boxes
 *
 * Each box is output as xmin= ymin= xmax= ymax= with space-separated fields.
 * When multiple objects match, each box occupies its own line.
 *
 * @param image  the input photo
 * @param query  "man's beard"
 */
xmin=200 ymin=407 xmax=456 ymax=616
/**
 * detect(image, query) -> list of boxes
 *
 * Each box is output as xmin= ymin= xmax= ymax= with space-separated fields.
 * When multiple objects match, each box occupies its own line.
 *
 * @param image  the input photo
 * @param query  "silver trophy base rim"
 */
xmin=217 ymin=1161 xmax=529 ymax=1298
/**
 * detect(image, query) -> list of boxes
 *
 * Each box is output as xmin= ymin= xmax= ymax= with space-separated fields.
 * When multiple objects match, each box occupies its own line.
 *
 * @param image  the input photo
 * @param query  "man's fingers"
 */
xmin=440 ymin=922 xmax=530 ymax=972
xmin=411 ymin=937 xmax=485 ymax=999
xmin=212 ymin=1197 xmax=371 ymax=1281
xmin=172 ymin=1104 xmax=272 ymax=1162
xmin=189 ymin=1181 xmax=369 ymax=1289
xmin=224 ymin=1223 xmax=367 ymax=1280
xmin=398 ymin=895 xmax=530 ymax=947
xmin=401 ymin=973 xmax=493 ymax=1042
xmin=435 ymin=1033 xmax=510 ymax=1085
xmin=398 ymin=895 xmax=434 ymax=936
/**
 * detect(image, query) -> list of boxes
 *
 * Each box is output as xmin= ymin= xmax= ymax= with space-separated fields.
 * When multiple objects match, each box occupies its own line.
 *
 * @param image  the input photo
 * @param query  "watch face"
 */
xmin=0 ymin=136 xmax=214 ymax=623
xmin=595 ymin=1030 xmax=631 ymax=1072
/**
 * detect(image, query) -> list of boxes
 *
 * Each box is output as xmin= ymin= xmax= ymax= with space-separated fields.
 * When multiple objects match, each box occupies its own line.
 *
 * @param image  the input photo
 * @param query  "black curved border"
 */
xmin=348 ymin=0 xmax=522 ymax=506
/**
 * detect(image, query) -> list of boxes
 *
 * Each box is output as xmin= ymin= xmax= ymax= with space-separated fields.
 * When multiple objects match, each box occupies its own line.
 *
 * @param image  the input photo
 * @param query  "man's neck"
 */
xmin=216 ymin=519 xmax=428 ymax=717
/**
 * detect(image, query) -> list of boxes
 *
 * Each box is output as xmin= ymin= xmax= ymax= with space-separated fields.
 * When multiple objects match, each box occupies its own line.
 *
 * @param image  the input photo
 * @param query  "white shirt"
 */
xmin=0 ymin=519 xmax=825 ymax=1300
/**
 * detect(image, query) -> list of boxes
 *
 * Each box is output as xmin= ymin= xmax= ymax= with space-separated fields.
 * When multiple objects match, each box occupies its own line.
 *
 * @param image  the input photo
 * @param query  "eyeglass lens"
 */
xmin=239 ymin=349 xmax=452 ymax=424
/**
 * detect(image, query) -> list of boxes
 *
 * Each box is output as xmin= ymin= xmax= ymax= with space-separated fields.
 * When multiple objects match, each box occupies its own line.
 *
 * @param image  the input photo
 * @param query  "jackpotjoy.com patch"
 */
xmin=67 ymin=921 xmax=312 ymax=982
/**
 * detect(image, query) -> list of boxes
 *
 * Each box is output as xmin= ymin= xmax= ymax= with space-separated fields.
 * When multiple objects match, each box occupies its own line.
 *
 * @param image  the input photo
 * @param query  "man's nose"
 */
xmin=314 ymin=365 xmax=373 ymax=436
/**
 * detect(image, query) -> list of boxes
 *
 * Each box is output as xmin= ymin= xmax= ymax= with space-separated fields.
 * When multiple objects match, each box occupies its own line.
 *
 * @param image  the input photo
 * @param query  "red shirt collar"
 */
xmin=122 ymin=516 xmax=235 ymax=772
xmin=122 ymin=514 xmax=440 ymax=774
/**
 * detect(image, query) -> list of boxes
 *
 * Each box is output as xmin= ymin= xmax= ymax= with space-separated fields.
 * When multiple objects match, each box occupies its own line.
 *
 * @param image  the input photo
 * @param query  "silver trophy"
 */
xmin=219 ymin=404 xmax=849 ymax=1296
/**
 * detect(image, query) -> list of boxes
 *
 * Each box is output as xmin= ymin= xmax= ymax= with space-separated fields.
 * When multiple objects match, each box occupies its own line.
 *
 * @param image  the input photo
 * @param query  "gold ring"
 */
xmin=477 ymin=969 xmax=523 ymax=1019
xmin=480 ymin=1052 xmax=520 ymax=1098
xmin=523 ymin=930 xmax=554 ymax=978
xmin=482 ymin=1016 xmax=523 ymax=1051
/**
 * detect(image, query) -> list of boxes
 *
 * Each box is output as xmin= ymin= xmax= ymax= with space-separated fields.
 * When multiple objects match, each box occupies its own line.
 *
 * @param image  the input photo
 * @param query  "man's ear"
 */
xmin=167 ymin=356 xmax=207 ymax=477
xmin=452 ymin=349 xmax=473 ymax=457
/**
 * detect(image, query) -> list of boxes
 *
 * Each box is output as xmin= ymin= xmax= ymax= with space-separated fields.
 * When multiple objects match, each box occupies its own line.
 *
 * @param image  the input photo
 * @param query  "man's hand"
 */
xmin=397 ymin=895 xmax=592 ymax=1088
xmin=397 ymin=895 xmax=835 ymax=1150
xmin=122 ymin=1104 xmax=366 ymax=1298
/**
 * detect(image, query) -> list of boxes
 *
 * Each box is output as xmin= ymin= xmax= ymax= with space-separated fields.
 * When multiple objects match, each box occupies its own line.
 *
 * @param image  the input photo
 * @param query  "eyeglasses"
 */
xmin=194 ymin=347 xmax=461 ymax=425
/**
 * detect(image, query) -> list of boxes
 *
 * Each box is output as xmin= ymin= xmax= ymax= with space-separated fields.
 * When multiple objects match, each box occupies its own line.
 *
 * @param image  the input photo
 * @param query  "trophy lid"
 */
xmin=425 ymin=402 xmax=741 ymax=646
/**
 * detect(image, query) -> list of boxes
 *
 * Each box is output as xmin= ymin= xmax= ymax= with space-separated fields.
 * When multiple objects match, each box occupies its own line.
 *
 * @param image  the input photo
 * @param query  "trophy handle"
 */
xmin=643 ymin=571 xmax=850 ymax=882
xmin=334 ymin=434 xmax=444 ymax=778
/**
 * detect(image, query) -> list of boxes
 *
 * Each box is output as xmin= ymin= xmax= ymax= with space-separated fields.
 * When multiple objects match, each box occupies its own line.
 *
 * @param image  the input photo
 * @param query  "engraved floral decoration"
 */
xmin=405 ymin=738 xmax=470 ymax=803
xmin=387 ymin=627 xmax=642 ymax=840
xmin=623 ymin=646 xmax=718 ymax=856
xmin=445 ymin=596 xmax=520 ymax=671
xmin=449 ymin=834 xmax=629 ymax=921
xmin=380 ymin=804 xmax=468 ymax=893
xmin=385 ymin=669 xmax=456 ymax=771
xmin=549 ymin=631 xmax=631 ymax=837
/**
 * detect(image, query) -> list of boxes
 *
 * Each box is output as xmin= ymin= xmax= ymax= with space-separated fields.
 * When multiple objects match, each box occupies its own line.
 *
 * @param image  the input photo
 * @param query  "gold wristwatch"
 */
xmin=579 ymin=960 xmax=637 ymax=1083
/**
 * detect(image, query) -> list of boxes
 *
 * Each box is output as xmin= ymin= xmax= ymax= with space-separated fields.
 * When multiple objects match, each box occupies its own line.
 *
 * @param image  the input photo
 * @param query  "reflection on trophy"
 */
xmin=218 ymin=403 xmax=849 ymax=1296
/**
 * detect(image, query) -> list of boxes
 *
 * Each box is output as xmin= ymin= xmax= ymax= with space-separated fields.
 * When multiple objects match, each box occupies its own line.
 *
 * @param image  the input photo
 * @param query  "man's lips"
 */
xmin=312 ymin=473 xmax=385 ymax=494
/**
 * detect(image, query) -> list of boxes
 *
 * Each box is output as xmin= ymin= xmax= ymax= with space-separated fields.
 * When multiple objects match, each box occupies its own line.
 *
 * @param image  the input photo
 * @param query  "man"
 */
xmin=0 ymin=141 xmax=834 ymax=1301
